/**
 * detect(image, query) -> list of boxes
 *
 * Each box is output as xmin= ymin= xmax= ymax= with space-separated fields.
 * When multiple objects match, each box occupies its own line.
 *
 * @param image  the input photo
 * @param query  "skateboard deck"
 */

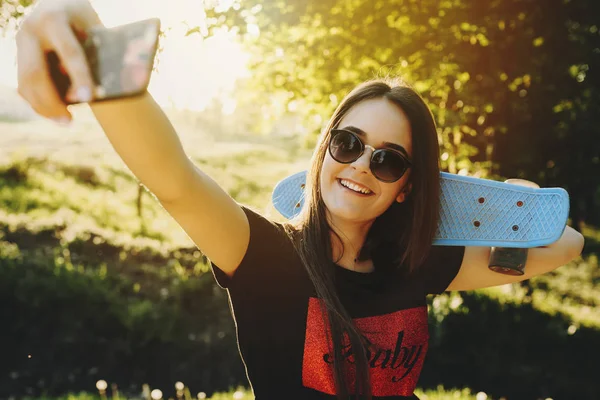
xmin=272 ymin=171 xmax=569 ymax=248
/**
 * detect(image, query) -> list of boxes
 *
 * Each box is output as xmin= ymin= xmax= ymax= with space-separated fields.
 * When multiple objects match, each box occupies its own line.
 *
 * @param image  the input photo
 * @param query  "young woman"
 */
xmin=15 ymin=0 xmax=585 ymax=398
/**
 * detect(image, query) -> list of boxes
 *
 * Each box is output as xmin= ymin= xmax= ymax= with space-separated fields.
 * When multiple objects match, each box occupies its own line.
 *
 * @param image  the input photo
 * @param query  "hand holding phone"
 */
xmin=47 ymin=18 xmax=161 ymax=105
xmin=15 ymin=0 xmax=160 ymax=122
xmin=48 ymin=18 xmax=160 ymax=104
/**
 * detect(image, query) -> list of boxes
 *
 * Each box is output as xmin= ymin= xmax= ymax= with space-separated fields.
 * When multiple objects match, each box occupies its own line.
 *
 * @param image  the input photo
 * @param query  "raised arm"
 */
xmin=90 ymin=94 xmax=250 ymax=275
xmin=15 ymin=0 xmax=250 ymax=276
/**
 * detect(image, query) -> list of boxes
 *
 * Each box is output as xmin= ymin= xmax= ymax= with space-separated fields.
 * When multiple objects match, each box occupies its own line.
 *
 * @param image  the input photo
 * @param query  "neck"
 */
xmin=327 ymin=211 xmax=375 ymax=272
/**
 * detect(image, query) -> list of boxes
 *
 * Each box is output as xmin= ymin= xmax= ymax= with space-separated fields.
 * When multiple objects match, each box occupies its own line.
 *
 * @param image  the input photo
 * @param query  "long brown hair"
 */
xmin=282 ymin=77 xmax=442 ymax=398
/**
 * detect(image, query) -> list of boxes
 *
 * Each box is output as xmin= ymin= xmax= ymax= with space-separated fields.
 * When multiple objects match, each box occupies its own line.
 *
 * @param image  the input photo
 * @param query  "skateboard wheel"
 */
xmin=488 ymin=247 xmax=528 ymax=276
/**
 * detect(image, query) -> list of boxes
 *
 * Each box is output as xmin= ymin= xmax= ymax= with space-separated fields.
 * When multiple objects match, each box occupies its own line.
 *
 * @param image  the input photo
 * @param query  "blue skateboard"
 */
xmin=272 ymin=171 xmax=570 ymax=275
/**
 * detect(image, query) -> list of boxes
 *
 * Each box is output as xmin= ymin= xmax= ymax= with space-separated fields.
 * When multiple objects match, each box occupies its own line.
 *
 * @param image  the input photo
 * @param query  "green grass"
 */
xmin=477 ymin=254 xmax=600 ymax=328
xmin=24 ymin=386 xmax=488 ymax=400
xmin=0 ymin=113 xmax=311 ymax=247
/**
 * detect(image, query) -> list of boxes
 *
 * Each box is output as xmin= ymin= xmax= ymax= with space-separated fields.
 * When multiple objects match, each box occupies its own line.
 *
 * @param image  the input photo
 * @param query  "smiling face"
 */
xmin=319 ymin=97 xmax=413 ymax=225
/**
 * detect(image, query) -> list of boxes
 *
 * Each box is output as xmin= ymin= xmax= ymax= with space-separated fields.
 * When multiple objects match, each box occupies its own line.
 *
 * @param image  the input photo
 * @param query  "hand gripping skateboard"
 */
xmin=272 ymin=171 xmax=570 ymax=275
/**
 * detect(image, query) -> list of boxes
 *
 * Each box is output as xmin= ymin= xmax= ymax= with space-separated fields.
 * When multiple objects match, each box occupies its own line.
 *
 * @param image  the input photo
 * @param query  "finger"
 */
xmin=16 ymin=31 xmax=72 ymax=121
xmin=68 ymin=2 xmax=104 ymax=33
xmin=44 ymin=16 xmax=95 ymax=103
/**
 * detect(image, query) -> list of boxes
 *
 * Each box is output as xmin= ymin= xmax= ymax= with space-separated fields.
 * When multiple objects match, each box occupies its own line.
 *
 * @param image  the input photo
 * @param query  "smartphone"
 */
xmin=47 ymin=18 xmax=161 ymax=104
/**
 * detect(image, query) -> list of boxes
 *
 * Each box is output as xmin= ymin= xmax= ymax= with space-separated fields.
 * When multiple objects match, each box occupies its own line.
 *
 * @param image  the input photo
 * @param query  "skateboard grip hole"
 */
xmin=512 ymin=225 xmax=519 ymax=231
xmin=517 ymin=200 xmax=523 ymax=207
xmin=474 ymin=221 xmax=481 ymax=227
xmin=478 ymin=197 xmax=485 ymax=204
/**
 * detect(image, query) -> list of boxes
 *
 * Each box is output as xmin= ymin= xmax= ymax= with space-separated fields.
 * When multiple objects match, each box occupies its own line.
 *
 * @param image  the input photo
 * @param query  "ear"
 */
xmin=395 ymin=182 xmax=412 ymax=203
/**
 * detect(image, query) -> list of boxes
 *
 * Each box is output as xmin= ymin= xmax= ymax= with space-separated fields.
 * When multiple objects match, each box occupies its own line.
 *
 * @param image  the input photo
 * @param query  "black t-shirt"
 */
xmin=211 ymin=205 xmax=465 ymax=400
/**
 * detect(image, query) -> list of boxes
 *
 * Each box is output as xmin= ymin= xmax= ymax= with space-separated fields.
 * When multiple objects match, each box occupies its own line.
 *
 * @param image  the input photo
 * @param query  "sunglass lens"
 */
xmin=330 ymin=131 xmax=361 ymax=163
xmin=371 ymin=150 xmax=408 ymax=182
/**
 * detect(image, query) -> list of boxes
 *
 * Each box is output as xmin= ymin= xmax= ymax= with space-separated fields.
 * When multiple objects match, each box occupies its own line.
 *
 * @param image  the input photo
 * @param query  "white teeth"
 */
xmin=340 ymin=179 xmax=372 ymax=194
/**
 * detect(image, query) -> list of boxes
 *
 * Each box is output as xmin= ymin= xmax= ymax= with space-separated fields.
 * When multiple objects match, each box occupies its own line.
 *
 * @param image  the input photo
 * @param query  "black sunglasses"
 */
xmin=328 ymin=129 xmax=412 ymax=183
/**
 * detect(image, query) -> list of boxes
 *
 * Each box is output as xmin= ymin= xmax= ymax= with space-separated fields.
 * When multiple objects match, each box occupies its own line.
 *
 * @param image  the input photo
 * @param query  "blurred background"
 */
xmin=0 ymin=0 xmax=599 ymax=399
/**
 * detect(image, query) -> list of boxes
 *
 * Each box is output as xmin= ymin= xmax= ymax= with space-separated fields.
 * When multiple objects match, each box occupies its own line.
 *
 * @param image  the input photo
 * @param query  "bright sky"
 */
xmin=0 ymin=0 xmax=250 ymax=111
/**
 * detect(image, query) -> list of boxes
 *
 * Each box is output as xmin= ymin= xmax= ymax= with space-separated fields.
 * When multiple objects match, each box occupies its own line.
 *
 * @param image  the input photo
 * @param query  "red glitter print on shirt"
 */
xmin=302 ymin=298 xmax=429 ymax=397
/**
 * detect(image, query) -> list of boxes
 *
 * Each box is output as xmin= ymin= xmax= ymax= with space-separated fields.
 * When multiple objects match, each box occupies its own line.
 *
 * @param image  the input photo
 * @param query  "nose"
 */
xmin=351 ymin=144 xmax=375 ymax=173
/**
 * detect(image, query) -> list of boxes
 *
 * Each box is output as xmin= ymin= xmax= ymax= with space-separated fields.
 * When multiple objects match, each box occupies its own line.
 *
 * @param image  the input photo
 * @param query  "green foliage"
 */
xmin=425 ymin=273 xmax=600 ymax=399
xmin=23 ymin=386 xmax=487 ymax=400
xmin=0 ymin=224 xmax=245 ymax=397
xmin=204 ymin=0 xmax=600 ymax=228
xmin=24 ymin=394 xmax=100 ymax=400
xmin=415 ymin=386 xmax=483 ymax=400
xmin=204 ymin=388 xmax=252 ymax=400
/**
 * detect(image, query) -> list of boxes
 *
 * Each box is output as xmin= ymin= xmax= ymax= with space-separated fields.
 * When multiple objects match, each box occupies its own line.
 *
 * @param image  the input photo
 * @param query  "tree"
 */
xmin=204 ymin=0 xmax=600 ymax=228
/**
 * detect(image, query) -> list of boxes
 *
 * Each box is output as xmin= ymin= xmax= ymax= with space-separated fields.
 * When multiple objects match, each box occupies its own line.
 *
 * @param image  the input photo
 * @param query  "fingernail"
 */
xmin=76 ymin=86 xmax=92 ymax=102
xmin=51 ymin=117 xmax=71 ymax=125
